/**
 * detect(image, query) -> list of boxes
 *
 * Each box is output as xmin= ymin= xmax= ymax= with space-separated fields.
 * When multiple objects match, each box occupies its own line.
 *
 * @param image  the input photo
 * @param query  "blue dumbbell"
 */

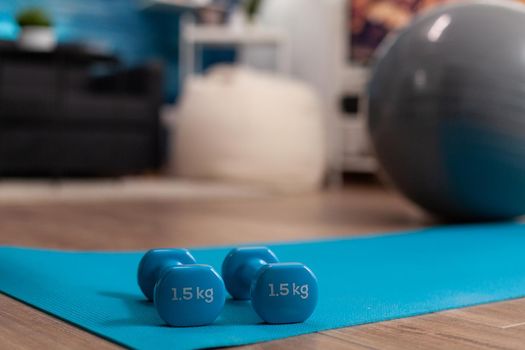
xmin=222 ymin=247 xmax=318 ymax=324
xmin=137 ymin=248 xmax=226 ymax=327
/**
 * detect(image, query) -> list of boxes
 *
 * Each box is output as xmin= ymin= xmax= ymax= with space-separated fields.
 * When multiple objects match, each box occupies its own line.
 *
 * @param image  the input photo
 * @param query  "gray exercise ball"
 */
xmin=368 ymin=0 xmax=525 ymax=221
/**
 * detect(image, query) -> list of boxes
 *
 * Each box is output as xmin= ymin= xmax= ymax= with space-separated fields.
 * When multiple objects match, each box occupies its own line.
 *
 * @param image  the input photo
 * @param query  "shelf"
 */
xmin=183 ymin=25 xmax=287 ymax=45
xmin=341 ymin=65 xmax=369 ymax=93
xmin=139 ymin=0 xmax=208 ymax=11
xmin=342 ymin=155 xmax=378 ymax=173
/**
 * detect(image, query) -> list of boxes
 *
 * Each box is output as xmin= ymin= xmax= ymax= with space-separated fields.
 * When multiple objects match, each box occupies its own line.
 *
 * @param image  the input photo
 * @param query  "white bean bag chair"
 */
xmin=169 ymin=66 xmax=326 ymax=193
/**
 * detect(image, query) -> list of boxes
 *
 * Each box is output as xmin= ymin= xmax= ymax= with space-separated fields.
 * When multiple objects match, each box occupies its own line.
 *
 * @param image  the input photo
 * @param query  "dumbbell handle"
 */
xmin=239 ymin=258 xmax=268 ymax=287
xmin=153 ymin=259 xmax=183 ymax=282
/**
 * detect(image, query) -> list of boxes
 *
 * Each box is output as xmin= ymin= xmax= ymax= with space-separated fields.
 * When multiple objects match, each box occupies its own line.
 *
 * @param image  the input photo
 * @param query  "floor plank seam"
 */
xmin=499 ymin=321 xmax=525 ymax=329
xmin=321 ymin=330 xmax=380 ymax=350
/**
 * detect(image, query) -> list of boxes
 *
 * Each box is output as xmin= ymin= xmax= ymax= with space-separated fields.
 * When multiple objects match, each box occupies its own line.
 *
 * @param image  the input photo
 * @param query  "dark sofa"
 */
xmin=0 ymin=41 xmax=164 ymax=176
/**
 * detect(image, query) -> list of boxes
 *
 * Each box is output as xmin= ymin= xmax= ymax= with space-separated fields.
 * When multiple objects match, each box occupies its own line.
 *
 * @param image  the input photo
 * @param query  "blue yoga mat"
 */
xmin=1 ymin=223 xmax=525 ymax=349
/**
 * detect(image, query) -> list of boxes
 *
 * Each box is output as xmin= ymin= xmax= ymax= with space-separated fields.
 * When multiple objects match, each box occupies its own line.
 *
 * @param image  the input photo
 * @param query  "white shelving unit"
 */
xmin=339 ymin=65 xmax=378 ymax=173
xmin=179 ymin=18 xmax=291 ymax=87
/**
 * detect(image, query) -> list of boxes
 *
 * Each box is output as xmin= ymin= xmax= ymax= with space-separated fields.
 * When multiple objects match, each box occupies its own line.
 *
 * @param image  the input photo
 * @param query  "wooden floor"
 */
xmin=1 ymin=181 xmax=525 ymax=349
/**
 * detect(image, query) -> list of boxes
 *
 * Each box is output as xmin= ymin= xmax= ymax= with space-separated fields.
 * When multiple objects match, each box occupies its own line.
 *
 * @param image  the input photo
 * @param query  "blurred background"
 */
xmin=0 ymin=0 xmax=519 ymax=200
